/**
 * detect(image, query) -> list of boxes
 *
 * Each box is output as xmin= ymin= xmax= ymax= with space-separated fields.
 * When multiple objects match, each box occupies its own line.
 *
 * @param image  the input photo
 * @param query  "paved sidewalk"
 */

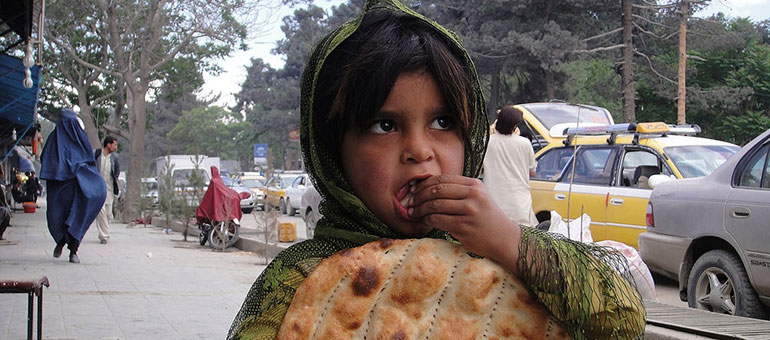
xmin=0 ymin=202 xmax=267 ymax=340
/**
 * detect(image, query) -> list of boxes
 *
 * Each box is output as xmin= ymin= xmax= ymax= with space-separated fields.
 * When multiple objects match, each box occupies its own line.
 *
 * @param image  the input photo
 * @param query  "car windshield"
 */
xmin=142 ymin=182 xmax=158 ymax=191
xmin=521 ymin=103 xmax=613 ymax=129
xmin=241 ymin=179 xmax=264 ymax=188
xmin=173 ymin=169 xmax=210 ymax=186
xmin=665 ymin=145 xmax=740 ymax=178
xmin=221 ymin=176 xmax=233 ymax=186
xmin=280 ymin=175 xmax=301 ymax=188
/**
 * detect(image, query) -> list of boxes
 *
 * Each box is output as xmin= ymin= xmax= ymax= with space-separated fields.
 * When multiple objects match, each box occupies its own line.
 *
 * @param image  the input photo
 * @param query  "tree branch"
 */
xmin=633 ymin=14 xmax=675 ymax=30
xmin=103 ymin=124 xmax=129 ymax=140
xmin=635 ymin=50 xmax=677 ymax=85
xmin=572 ymin=44 xmax=626 ymax=53
xmin=50 ymin=36 xmax=121 ymax=77
xmin=582 ymin=27 xmax=623 ymax=42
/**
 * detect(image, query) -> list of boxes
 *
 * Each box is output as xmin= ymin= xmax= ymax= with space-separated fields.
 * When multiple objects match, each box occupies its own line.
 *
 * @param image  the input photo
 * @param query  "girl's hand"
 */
xmin=407 ymin=174 xmax=522 ymax=274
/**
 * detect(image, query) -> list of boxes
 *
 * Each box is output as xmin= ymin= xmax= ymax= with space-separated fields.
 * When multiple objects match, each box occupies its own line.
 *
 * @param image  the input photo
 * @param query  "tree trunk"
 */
xmin=76 ymin=88 xmax=101 ymax=149
xmin=677 ymin=0 xmax=688 ymax=125
xmin=545 ymin=68 xmax=555 ymax=101
xmin=621 ymin=0 xmax=636 ymax=123
xmin=123 ymin=84 xmax=149 ymax=222
xmin=490 ymin=68 xmax=501 ymax=120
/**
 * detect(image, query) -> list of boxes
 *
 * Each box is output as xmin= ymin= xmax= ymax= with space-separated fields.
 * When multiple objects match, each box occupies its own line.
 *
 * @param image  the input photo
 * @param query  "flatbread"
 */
xmin=277 ymin=238 xmax=570 ymax=340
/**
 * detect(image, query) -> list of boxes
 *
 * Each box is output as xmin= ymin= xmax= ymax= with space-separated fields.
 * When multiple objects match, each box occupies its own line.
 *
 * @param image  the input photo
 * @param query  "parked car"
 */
xmin=284 ymin=173 xmax=310 ymax=216
xmin=301 ymin=185 xmax=322 ymax=238
xmin=239 ymin=175 xmax=265 ymax=211
xmin=263 ymin=172 xmax=305 ymax=213
xmin=639 ymin=128 xmax=770 ymax=319
xmin=222 ymin=176 xmax=257 ymax=214
xmin=140 ymin=177 xmax=159 ymax=208
xmin=530 ymin=122 xmax=739 ymax=248
xmin=514 ymin=102 xmax=615 ymax=153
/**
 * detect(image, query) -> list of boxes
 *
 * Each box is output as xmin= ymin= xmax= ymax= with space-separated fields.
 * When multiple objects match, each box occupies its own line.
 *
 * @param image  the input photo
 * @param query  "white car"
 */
xmin=140 ymin=177 xmax=159 ymax=207
xmin=300 ymin=185 xmax=322 ymax=238
xmin=222 ymin=176 xmax=257 ymax=214
xmin=284 ymin=174 xmax=310 ymax=216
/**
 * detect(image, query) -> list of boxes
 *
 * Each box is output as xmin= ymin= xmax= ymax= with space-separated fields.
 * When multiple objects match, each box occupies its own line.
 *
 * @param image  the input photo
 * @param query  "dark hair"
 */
xmin=103 ymin=136 xmax=116 ymax=147
xmin=314 ymin=9 xmax=473 ymax=158
xmin=495 ymin=105 xmax=523 ymax=135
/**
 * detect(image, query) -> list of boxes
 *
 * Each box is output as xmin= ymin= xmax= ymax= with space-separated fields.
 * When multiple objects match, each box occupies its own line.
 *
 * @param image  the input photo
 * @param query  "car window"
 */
xmin=173 ymin=169 xmax=209 ymax=186
xmin=291 ymin=176 xmax=304 ymax=188
xmin=519 ymin=121 xmax=546 ymax=153
xmin=280 ymin=176 xmax=300 ymax=188
xmin=533 ymin=147 xmax=576 ymax=181
xmin=738 ymin=144 xmax=770 ymax=188
xmin=620 ymin=150 xmax=669 ymax=188
xmin=521 ymin=103 xmax=612 ymax=130
xmin=665 ymin=145 xmax=740 ymax=178
xmin=222 ymin=176 xmax=233 ymax=186
xmin=559 ymin=147 xmax=618 ymax=185
xmin=241 ymin=179 xmax=264 ymax=188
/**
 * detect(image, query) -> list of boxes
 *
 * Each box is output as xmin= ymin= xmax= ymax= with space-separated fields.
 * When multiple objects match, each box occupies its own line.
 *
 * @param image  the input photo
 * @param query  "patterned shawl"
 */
xmin=227 ymin=1 xmax=645 ymax=339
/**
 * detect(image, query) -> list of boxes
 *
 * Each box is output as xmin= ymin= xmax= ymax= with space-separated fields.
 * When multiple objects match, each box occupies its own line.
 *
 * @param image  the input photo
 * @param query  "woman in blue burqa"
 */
xmin=40 ymin=108 xmax=106 ymax=263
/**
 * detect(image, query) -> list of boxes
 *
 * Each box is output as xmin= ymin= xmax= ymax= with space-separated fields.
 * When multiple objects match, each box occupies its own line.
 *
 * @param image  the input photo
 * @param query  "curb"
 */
xmin=160 ymin=217 xmax=303 ymax=255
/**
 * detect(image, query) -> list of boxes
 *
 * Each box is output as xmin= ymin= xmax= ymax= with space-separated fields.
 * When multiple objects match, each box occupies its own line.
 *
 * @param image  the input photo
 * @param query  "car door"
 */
xmin=286 ymin=175 xmax=307 ymax=209
xmin=726 ymin=141 xmax=770 ymax=297
xmin=551 ymin=146 xmax=619 ymax=242
xmin=605 ymin=148 xmax=670 ymax=248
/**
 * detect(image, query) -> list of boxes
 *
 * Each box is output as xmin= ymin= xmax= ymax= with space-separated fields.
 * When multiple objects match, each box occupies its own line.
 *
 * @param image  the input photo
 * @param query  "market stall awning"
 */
xmin=0 ymin=53 xmax=40 ymax=128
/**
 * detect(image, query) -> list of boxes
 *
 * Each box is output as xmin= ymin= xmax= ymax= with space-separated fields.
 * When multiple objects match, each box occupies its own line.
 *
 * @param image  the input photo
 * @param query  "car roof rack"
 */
xmin=561 ymin=122 xmax=701 ymax=146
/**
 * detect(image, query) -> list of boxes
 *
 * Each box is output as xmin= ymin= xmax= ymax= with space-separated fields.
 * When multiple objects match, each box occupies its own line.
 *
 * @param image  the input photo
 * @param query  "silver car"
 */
xmin=222 ymin=176 xmax=257 ymax=214
xmin=300 ymin=185 xmax=322 ymax=238
xmin=640 ymin=128 xmax=770 ymax=319
xmin=284 ymin=174 xmax=310 ymax=216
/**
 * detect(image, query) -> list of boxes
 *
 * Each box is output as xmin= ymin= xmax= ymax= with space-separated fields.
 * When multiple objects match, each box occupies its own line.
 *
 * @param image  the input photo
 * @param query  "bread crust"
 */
xmin=277 ymin=238 xmax=570 ymax=340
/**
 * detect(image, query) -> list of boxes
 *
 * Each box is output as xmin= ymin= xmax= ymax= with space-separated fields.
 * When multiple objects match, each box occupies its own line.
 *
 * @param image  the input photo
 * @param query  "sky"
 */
xmin=201 ymin=0 xmax=770 ymax=108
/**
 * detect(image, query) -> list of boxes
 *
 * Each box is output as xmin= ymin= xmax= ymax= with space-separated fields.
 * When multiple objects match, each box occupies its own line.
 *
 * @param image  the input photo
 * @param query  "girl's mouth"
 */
xmin=394 ymin=176 xmax=429 ymax=220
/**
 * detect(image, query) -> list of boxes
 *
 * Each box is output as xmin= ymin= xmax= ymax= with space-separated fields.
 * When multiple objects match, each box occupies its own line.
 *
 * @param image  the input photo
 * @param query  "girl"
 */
xmin=228 ymin=1 xmax=645 ymax=339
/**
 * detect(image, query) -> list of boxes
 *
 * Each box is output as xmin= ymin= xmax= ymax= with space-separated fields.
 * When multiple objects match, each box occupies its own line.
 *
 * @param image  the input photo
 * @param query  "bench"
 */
xmin=0 ymin=276 xmax=49 ymax=340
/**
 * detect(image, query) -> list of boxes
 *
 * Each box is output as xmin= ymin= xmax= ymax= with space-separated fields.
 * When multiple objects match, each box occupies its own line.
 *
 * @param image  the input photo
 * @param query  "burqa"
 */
xmin=40 ymin=109 xmax=106 ymax=256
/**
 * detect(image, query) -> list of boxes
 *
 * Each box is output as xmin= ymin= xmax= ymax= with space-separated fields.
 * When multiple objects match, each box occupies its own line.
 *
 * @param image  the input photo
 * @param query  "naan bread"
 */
xmin=277 ymin=238 xmax=570 ymax=340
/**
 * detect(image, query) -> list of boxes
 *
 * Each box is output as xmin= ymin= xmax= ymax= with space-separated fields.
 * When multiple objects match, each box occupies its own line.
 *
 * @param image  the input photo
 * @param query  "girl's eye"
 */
xmin=368 ymin=120 xmax=396 ymax=134
xmin=431 ymin=116 xmax=452 ymax=130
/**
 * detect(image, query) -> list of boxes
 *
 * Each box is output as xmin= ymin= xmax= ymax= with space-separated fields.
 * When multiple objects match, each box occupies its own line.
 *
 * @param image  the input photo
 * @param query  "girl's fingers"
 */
xmin=408 ymin=198 xmax=477 ymax=220
xmin=408 ymin=175 xmax=483 ymax=206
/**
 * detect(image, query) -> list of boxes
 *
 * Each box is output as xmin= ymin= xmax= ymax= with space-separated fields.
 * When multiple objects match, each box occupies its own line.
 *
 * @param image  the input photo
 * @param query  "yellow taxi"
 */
xmin=513 ymin=102 xmax=616 ymax=153
xmin=263 ymin=171 xmax=305 ymax=214
xmin=530 ymin=122 xmax=739 ymax=248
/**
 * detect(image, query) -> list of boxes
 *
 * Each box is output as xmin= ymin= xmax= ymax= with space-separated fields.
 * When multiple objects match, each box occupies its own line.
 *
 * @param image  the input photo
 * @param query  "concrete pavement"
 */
xmin=0 ymin=202 xmax=272 ymax=340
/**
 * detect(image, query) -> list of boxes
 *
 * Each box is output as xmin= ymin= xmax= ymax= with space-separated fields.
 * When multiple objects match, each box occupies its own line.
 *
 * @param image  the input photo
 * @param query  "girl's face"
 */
xmin=341 ymin=71 xmax=464 ymax=237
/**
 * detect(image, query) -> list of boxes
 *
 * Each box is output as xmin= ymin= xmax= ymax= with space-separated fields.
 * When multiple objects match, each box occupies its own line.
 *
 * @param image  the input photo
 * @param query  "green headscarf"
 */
xmin=300 ymin=0 xmax=489 ymax=246
xmin=228 ymin=1 xmax=645 ymax=339
xmin=228 ymin=2 xmax=488 ymax=338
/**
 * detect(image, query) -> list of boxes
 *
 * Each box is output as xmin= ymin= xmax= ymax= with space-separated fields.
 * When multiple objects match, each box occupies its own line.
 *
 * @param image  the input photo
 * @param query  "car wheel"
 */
xmin=242 ymin=207 xmax=253 ymax=214
xmin=305 ymin=209 xmax=317 ymax=238
xmin=687 ymin=249 xmax=768 ymax=319
xmin=535 ymin=220 xmax=551 ymax=231
xmin=279 ymin=198 xmax=287 ymax=214
xmin=287 ymin=199 xmax=297 ymax=216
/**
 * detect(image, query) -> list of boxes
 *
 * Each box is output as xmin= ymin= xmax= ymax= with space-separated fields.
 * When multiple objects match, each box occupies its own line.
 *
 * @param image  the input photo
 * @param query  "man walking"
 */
xmin=94 ymin=136 xmax=120 ymax=244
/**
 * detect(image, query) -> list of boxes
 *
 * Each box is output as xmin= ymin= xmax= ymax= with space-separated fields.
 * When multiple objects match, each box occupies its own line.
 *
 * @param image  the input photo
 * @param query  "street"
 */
xmin=0 ymin=202 xmax=275 ymax=340
xmin=1 ymin=200 xmax=696 ymax=340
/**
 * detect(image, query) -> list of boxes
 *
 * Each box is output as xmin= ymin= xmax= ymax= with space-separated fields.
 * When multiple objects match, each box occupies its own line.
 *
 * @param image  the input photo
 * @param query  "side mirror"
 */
xmin=648 ymin=174 xmax=674 ymax=189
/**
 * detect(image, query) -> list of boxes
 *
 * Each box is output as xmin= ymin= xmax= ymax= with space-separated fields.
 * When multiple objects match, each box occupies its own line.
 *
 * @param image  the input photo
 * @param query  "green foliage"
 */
xmin=713 ymin=111 xmax=770 ymax=146
xmin=157 ymin=156 xmax=177 ymax=229
xmin=167 ymin=106 xmax=253 ymax=161
xmin=559 ymin=59 xmax=623 ymax=121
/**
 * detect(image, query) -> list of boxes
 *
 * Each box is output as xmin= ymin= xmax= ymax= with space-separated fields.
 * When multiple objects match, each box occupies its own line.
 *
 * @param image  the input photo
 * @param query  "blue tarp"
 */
xmin=0 ymin=53 xmax=40 ymax=127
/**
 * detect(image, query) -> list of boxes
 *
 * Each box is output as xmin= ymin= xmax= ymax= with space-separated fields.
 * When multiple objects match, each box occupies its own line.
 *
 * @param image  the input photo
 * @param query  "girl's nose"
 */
xmin=401 ymin=132 xmax=434 ymax=164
